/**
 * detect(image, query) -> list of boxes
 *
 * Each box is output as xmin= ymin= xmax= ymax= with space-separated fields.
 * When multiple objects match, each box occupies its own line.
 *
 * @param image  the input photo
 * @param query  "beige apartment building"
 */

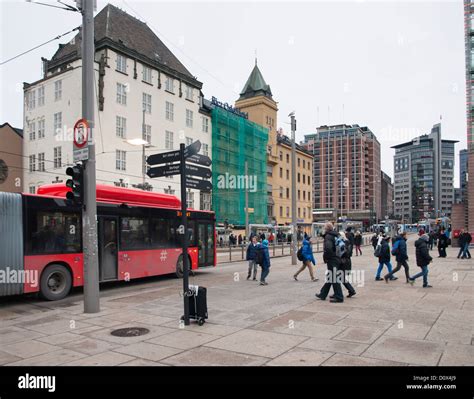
xmin=0 ymin=122 xmax=23 ymax=193
xmin=235 ymin=62 xmax=313 ymax=232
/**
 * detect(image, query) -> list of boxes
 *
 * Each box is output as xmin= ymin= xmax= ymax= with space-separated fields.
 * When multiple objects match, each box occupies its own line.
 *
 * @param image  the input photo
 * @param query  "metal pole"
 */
xmin=142 ymin=109 xmax=146 ymax=185
xmin=290 ymin=113 xmax=297 ymax=265
xmin=245 ymin=161 xmax=249 ymax=238
xmin=81 ymin=0 xmax=100 ymax=313
xmin=180 ymin=143 xmax=190 ymax=325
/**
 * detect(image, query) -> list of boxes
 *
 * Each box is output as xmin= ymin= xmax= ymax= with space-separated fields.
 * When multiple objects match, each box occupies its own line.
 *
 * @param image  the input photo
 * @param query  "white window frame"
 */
xmin=29 ymin=121 xmax=36 ymax=141
xmin=38 ymin=152 xmax=45 ymax=172
xmin=186 ymin=137 xmax=193 ymax=146
xmin=202 ymin=116 xmax=209 ymax=133
xmin=37 ymin=86 xmax=45 ymax=106
xmin=53 ymin=112 xmax=62 ymax=135
xmin=54 ymin=80 xmax=62 ymax=101
xmin=142 ymin=93 xmax=152 ymax=114
xmin=186 ymin=109 xmax=193 ymax=128
xmin=116 ymin=54 xmax=127 ymax=73
xmin=29 ymin=155 xmax=36 ymax=172
xmin=116 ymin=116 xmax=126 ymax=138
xmin=165 ymin=131 xmax=174 ymax=150
xmin=53 ymin=146 xmax=62 ymax=169
xmin=165 ymin=101 xmax=174 ymax=121
xmin=202 ymin=143 xmax=209 ymax=157
xmin=116 ymin=150 xmax=126 ymax=171
xmin=27 ymin=90 xmax=36 ymax=110
xmin=116 ymin=83 xmax=127 ymax=105
xmin=142 ymin=65 xmax=152 ymax=83
xmin=165 ymin=76 xmax=174 ymax=92
xmin=185 ymin=85 xmax=193 ymax=101
xmin=142 ymin=124 xmax=151 ymax=145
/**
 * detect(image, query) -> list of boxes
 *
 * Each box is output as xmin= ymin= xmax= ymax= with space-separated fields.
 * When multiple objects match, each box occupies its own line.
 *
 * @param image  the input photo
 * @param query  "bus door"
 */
xmin=98 ymin=216 xmax=118 ymax=280
xmin=197 ymin=221 xmax=215 ymax=267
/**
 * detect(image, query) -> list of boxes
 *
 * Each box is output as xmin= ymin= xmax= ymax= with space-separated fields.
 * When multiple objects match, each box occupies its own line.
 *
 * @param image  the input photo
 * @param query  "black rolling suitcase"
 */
xmin=184 ymin=285 xmax=208 ymax=325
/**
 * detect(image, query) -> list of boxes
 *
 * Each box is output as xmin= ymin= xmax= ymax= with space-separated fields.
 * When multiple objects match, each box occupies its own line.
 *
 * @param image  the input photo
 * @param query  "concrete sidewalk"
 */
xmin=0 ymin=235 xmax=473 ymax=366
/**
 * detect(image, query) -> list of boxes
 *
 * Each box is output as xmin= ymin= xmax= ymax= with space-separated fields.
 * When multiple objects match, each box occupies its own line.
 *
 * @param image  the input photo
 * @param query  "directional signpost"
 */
xmin=146 ymin=140 xmax=212 ymax=326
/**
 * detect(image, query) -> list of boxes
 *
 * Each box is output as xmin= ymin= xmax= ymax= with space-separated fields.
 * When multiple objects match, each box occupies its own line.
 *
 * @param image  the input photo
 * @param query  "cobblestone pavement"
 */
xmin=0 ymin=235 xmax=473 ymax=366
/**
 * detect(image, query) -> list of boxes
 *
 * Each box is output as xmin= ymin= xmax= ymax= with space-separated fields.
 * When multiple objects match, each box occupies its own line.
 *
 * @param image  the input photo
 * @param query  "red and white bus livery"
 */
xmin=0 ymin=184 xmax=216 ymax=301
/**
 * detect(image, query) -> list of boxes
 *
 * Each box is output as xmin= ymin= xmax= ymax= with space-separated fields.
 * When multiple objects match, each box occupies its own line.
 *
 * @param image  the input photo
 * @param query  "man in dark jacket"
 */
xmin=354 ymin=231 xmax=363 ymax=256
xmin=336 ymin=232 xmax=356 ymax=298
xmin=409 ymin=232 xmax=433 ymax=288
xmin=246 ymin=235 xmax=260 ymax=280
xmin=437 ymin=229 xmax=448 ymax=258
xmin=375 ymin=235 xmax=394 ymax=281
xmin=464 ymin=232 xmax=472 ymax=259
xmin=315 ymin=222 xmax=344 ymax=303
xmin=384 ymin=232 xmax=409 ymax=283
xmin=371 ymin=233 xmax=379 ymax=250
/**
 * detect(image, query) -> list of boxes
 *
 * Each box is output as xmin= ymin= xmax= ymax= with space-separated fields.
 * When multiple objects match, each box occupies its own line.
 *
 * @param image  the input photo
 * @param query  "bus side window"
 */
xmin=120 ymin=217 xmax=150 ymax=250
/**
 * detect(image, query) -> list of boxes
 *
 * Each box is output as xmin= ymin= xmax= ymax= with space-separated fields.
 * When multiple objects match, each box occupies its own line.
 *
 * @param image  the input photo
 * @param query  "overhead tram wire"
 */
xmin=0 ymin=26 xmax=80 ymax=66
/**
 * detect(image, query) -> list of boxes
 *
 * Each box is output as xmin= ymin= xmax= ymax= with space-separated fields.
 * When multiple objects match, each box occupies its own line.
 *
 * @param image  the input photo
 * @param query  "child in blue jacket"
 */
xmin=293 ymin=238 xmax=318 ymax=282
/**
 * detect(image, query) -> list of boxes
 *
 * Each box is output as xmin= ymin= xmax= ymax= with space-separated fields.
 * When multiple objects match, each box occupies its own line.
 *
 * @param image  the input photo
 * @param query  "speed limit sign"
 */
xmin=73 ymin=118 xmax=90 ymax=162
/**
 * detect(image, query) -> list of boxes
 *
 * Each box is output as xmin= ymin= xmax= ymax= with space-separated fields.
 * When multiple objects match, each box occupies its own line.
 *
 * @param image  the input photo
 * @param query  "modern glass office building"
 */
xmin=392 ymin=124 xmax=457 ymax=223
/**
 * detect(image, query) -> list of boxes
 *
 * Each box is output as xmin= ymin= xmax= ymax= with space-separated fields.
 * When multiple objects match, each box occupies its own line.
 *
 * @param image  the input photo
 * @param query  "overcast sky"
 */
xmin=0 ymin=0 xmax=467 ymax=184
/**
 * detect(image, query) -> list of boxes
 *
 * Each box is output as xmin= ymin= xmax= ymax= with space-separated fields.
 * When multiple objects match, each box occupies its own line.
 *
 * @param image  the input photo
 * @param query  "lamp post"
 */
xmin=125 ymin=138 xmax=152 ymax=189
xmin=289 ymin=111 xmax=297 ymax=265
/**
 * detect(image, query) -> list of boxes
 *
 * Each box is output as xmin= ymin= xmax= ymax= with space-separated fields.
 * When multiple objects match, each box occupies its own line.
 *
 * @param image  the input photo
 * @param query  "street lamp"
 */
xmin=124 ymin=138 xmax=153 ymax=186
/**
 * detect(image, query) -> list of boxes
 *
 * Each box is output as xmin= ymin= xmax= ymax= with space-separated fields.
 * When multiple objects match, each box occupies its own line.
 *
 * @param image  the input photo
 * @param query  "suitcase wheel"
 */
xmin=198 ymin=318 xmax=205 ymax=326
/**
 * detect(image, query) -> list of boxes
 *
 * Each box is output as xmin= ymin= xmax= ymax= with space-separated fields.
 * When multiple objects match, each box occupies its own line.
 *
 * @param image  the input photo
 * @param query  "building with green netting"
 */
xmin=207 ymin=97 xmax=268 ymax=227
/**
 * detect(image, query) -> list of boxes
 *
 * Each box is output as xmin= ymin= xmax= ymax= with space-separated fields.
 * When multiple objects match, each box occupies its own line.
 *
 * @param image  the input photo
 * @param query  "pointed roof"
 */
xmin=48 ymin=3 xmax=195 ymax=81
xmin=238 ymin=62 xmax=273 ymax=100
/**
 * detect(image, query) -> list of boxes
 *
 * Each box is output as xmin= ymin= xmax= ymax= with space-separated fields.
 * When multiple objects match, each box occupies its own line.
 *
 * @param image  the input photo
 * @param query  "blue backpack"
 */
xmin=391 ymin=239 xmax=400 ymax=256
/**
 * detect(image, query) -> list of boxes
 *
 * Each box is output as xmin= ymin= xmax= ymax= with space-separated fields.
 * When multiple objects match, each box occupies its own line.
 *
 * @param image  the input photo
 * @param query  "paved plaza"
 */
xmin=0 ymin=235 xmax=473 ymax=366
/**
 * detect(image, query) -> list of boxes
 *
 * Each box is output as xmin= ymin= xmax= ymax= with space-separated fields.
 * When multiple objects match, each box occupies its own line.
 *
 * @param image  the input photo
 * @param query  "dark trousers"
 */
xmin=342 ymin=270 xmax=356 ymax=295
xmin=318 ymin=263 xmax=344 ymax=301
xmin=438 ymin=247 xmax=447 ymax=257
xmin=385 ymin=260 xmax=409 ymax=281
xmin=260 ymin=265 xmax=270 ymax=282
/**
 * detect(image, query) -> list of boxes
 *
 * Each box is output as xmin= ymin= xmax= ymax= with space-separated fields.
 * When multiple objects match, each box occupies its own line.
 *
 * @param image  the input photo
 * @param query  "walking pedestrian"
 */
xmin=375 ymin=235 xmax=394 ymax=281
xmin=428 ymin=231 xmax=435 ymax=250
xmin=336 ymin=231 xmax=356 ymax=298
xmin=371 ymin=232 xmax=379 ymax=250
xmin=384 ymin=231 xmax=410 ymax=283
xmin=457 ymin=230 xmax=467 ymax=259
xmin=246 ymin=235 xmax=260 ymax=281
xmin=315 ymin=222 xmax=344 ymax=303
xmin=293 ymin=236 xmax=318 ymax=281
xmin=464 ymin=231 xmax=472 ymax=259
xmin=259 ymin=239 xmax=271 ymax=286
xmin=354 ymin=231 xmax=363 ymax=256
xmin=437 ymin=228 xmax=448 ymax=258
xmin=409 ymin=231 xmax=433 ymax=288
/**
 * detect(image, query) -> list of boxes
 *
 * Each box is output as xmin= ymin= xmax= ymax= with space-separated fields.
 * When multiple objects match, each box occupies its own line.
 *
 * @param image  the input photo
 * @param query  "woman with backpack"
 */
xmin=259 ymin=239 xmax=271 ymax=286
xmin=336 ymin=232 xmax=356 ymax=298
xmin=384 ymin=231 xmax=409 ymax=283
xmin=293 ymin=237 xmax=318 ymax=282
xmin=375 ymin=235 xmax=394 ymax=281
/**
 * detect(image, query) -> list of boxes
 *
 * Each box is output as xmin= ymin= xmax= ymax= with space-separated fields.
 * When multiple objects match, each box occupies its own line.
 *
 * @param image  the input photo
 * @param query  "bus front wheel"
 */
xmin=40 ymin=264 xmax=72 ymax=301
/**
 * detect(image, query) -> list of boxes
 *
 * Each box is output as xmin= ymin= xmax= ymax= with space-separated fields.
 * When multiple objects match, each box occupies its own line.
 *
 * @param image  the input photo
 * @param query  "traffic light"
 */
xmin=65 ymin=164 xmax=84 ymax=205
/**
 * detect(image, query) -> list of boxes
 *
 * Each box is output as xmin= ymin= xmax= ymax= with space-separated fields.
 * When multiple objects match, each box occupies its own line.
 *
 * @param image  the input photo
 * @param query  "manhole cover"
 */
xmin=110 ymin=327 xmax=150 ymax=337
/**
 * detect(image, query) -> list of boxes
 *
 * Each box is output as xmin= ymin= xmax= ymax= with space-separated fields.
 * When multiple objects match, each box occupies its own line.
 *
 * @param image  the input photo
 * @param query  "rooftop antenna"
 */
xmin=255 ymin=49 xmax=257 ymax=66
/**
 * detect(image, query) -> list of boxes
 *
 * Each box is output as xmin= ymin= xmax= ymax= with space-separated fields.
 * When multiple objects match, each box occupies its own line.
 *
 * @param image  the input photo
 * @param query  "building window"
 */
xmin=186 ymin=190 xmax=194 ymax=208
xmin=200 ymin=192 xmax=211 ymax=211
xmin=26 ymin=90 xmax=36 ymax=110
xmin=164 ymin=187 xmax=175 ymax=195
xmin=202 ymin=117 xmax=209 ymax=133
xmin=38 ymin=153 xmax=45 ymax=172
xmin=116 ymin=83 xmax=127 ymax=105
xmin=116 ymin=54 xmax=127 ymax=73
xmin=28 ymin=121 xmax=36 ymax=141
xmin=165 ymin=131 xmax=174 ymax=149
xmin=53 ymin=147 xmax=62 ymax=169
xmin=29 ymin=155 xmax=36 ymax=172
xmin=54 ymin=80 xmax=62 ymax=101
xmin=37 ymin=118 xmax=45 ymax=139
xmin=142 ymin=93 xmax=152 ymax=114
xmin=186 ymin=137 xmax=193 ymax=146
xmin=116 ymin=150 xmax=126 ymax=171
xmin=37 ymin=86 xmax=45 ymax=106
xmin=116 ymin=116 xmax=126 ymax=138
xmin=165 ymin=76 xmax=174 ymax=92
xmin=166 ymin=101 xmax=174 ymax=121
xmin=185 ymin=85 xmax=193 ymax=101
xmin=53 ymin=112 xmax=62 ymax=135
xmin=286 ymin=154 xmax=290 ymax=163
xmin=186 ymin=109 xmax=193 ymax=128
xmin=142 ymin=66 xmax=152 ymax=83
xmin=142 ymin=124 xmax=151 ymax=144
xmin=29 ymin=186 xmax=36 ymax=194
xmin=202 ymin=143 xmax=209 ymax=157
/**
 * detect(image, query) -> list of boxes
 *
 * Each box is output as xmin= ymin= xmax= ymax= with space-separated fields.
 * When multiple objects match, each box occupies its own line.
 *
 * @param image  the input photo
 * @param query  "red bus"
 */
xmin=0 ymin=184 xmax=216 ymax=301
